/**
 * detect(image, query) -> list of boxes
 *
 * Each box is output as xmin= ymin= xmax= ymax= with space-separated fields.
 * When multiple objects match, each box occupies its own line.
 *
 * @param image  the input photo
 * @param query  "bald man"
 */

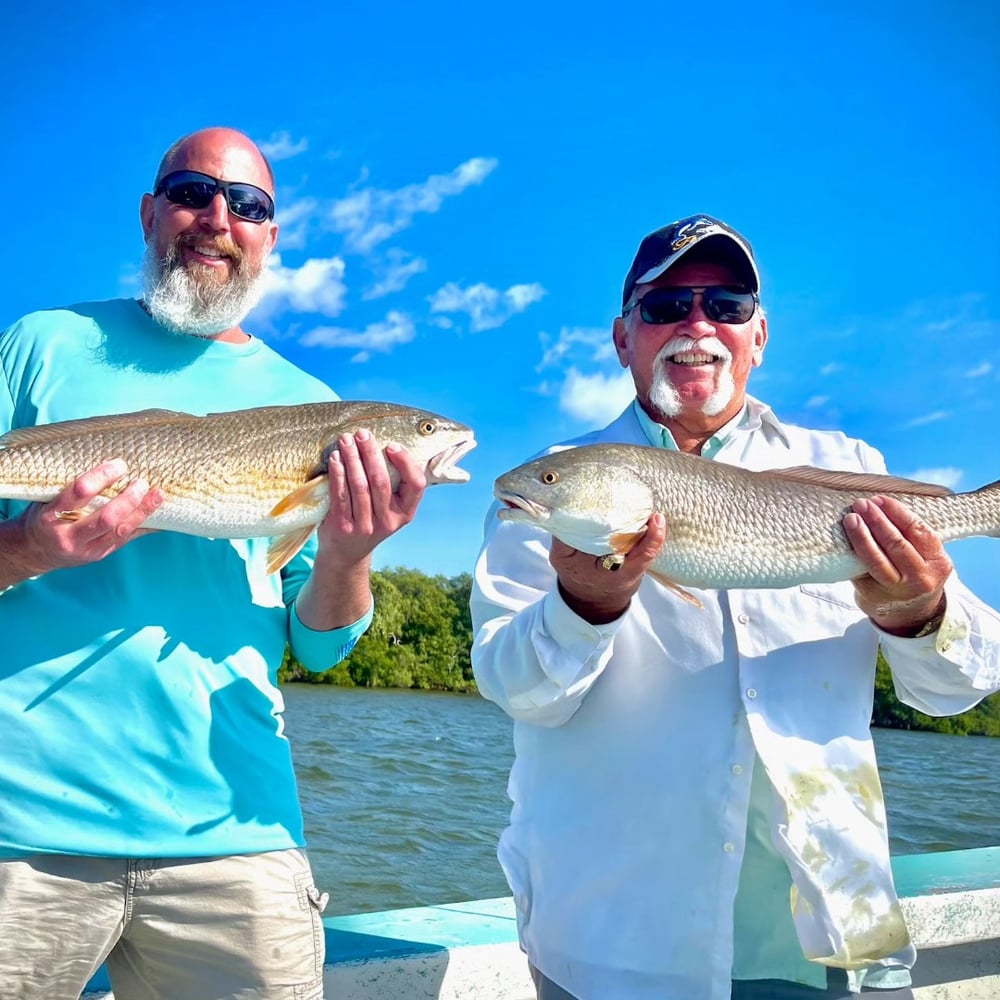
xmin=0 ymin=128 xmax=425 ymax=1000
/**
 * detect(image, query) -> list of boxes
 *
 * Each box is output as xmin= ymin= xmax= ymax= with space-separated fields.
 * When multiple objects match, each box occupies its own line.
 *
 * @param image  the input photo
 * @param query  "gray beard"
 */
xmin=141 ymin=245 xmax=265 ymax=338
xmin=647 ymin=343 xmax=736 ymax=419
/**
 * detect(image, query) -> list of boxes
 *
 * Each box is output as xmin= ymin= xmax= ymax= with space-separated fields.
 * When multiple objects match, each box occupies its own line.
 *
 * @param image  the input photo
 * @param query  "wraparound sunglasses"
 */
xmin=153 ymin=170 xmax=275 ymax=223
xmin=623 ymin=285 xmax=758 ymax=325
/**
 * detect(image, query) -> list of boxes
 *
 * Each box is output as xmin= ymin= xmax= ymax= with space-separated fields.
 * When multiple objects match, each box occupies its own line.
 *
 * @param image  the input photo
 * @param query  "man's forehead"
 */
xmin=169 ymin=134 xmax=272 ymax=191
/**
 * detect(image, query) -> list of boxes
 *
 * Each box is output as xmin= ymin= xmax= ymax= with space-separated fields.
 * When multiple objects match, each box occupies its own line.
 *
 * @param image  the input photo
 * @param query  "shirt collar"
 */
xmin=631 ymin=395 xmax=777 ymax=457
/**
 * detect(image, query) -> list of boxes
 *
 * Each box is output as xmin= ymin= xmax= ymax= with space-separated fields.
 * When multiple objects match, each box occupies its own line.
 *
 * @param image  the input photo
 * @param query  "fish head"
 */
xmin=494 ymin=446 xmax=654 ymax=555
xmin=320 ymin=403 xmax=476 ymax=487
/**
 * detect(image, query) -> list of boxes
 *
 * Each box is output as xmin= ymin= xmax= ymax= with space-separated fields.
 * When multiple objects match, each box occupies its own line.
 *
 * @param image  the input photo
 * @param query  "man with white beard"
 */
xmin=471 ymin=215 xmax=1000 ymax=999
xmin=0 ymin=128 xmax=429 ymax=1000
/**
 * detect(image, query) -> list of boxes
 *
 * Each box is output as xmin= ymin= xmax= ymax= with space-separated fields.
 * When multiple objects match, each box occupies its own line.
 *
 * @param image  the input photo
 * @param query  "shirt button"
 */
xmin=746 ymin=688 xmax=758 ymax=700
xmin=737 ymin=613 xmax=750 ymax=624
xmin=724 ymin=842 xmax=736 ymax=853
xmin=731 ymin=764 xmax=744 ymax=776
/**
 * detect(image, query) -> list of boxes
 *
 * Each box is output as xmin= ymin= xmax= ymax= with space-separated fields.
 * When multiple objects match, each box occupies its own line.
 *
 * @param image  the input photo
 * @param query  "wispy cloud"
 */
xmin=900 ymin=410 xmax=949 ymax=429
xmin=819 ymin=363 xmax=841 ymax=376
xmin=905 ymin=467 xmax=964 ymax=489
xmin=258 ymin=130 xmax=309 ymax=161
xmin=274 ymin=196 xmax=320 ymax=251
xmin=259 ymin=252 xmax=347 ymax=317
xmin=804 ymin=395 xmax=830 ymax=408
xmin=428 ymin=281 xmax=546 ymax=332
xmin=559 ymin=368 xmax=635 ymax=425
xmin=299 ymin=310 xmax=416 ymax=356
xmin=330 ymin=157 xmax=498 ymax=254
xmin=966 ymin=361 xmax=993 ymax=378
xmin=363 ymin=249 xmax=428 ymax=300
xmin=537 ymin=326 xmax=615 ymax=370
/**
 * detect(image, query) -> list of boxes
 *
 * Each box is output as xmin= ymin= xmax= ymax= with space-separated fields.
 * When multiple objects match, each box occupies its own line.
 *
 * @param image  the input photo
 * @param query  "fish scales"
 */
xmin=0 ymin=401 xmax=476 ymax=571
xmin=494 ymin=443 xmax=1000 ymax=591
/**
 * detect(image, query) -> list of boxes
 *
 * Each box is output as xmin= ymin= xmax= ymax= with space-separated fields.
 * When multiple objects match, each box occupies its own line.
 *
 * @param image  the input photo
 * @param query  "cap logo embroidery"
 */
xmin=670 ymin=218 xmax=718 ymax=253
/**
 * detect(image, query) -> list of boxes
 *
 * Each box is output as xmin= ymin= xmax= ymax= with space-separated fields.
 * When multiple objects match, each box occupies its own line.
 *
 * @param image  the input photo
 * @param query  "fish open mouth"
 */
xmin=495 ymin=490 xmax=550 ymax=522
xmin=427 ymin=437 xmax=477 ymax=483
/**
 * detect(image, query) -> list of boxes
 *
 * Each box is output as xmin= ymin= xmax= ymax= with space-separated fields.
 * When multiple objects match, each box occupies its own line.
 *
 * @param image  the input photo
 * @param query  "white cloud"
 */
xmin=819 ymin=363 xmax=841 ymax=376
xmin=363 ymin=249 xmax=428 ymax=300
xmin=259 ymin=252 xmax=347 ymax=317
xmin=966 ymin=362 xmax=993 ymax=378
xmin=330 ymin=157 xmax=498 ymax=253
xmin=804 ymin=395 xmax=830 ymax=408
xmin=274 ymin=196 xmax=320 ymax=251
xmin=537 ymin=326 xmax=612 ymax=370
xmin=905 ymin=467 xmax=963 ymax=490
xmin=258 ymin=130 xmax=309 ymax=161
xmin=299 ymin=310 xmax=416 ymax=354
xmin=559 ymin=368 xmax=635 ymax=425
xmin=428 ymin=281 xmax=545 ymax=332
xmin=900 ymin=410 xmax=949 ymax=429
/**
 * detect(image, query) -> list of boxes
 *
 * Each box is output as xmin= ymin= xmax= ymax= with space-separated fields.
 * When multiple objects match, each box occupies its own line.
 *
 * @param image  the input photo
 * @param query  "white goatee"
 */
xmin=141 ymin=240 xmax=265 ymax=338
xmin=647 ymin=336 xmax=735 ymax=418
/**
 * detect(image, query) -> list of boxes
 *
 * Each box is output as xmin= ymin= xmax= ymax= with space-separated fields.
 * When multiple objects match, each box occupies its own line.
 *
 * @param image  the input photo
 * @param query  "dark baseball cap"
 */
xmin=621 ymin=214 xmax=759 ymax=309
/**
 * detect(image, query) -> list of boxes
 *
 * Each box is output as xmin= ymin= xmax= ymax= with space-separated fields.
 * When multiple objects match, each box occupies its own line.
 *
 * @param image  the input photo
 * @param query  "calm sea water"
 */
xmin=281 ymin=685 xmax=999 ymax=917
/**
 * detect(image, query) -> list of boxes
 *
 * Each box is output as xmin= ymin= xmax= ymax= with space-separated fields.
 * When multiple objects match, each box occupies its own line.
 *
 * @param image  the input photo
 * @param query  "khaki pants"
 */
xmin=0 ymin=849 xmax=328 ymax=1000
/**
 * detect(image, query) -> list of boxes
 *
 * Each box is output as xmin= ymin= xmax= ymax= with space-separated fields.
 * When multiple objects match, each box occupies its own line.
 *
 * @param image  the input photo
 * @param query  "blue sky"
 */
xmin=2 ymin=1 xmax=998 ymax=609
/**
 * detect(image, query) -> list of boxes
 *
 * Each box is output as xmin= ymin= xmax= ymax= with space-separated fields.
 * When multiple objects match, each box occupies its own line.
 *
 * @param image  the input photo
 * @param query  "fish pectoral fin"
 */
xmin=266 ymin=527 xmax=316 ymax=574
xmin=269 ymin=475 xmax=329 ymax=518
xmin=609 ymin=528 xmax=648 ymax=554
xmin=645 ymin=567 xmax=704 ymax=609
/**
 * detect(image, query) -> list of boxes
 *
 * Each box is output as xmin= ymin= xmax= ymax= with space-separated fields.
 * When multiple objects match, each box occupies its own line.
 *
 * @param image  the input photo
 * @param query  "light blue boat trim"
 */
xmin=891 ymin=846 xmax=1000 ymax=896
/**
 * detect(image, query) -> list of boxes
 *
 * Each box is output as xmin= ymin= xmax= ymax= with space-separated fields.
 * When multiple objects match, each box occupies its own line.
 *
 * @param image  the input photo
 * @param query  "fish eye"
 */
xmin=418 ymin=420 xmax=437 ymax=436
xmin=540 ymin=470 xmax=559 ymax=485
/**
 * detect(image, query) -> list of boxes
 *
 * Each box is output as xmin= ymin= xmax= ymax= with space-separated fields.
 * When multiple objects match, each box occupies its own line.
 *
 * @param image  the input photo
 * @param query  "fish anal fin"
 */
xmin=269 ymin=475 xmax=329 ymax=518
xmin=765 ymin=466 xmax=953 ymax=498
xmin=266 ymin=527 xmax=315 ymax=574
xmin=645 ymin=566 xmax=704 ymax=609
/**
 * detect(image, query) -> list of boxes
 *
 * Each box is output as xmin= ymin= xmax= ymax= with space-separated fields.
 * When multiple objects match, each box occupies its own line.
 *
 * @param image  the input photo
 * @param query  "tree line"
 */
xmin=280 ymin=567 xmax=1000 ymax=736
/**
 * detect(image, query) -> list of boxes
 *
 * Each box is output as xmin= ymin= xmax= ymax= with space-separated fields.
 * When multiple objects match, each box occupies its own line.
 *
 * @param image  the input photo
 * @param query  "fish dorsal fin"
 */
xmin=763 ymin=466 xmax=954 ymax=498
xmin=0 ymin=409 xmax=194 ymax=448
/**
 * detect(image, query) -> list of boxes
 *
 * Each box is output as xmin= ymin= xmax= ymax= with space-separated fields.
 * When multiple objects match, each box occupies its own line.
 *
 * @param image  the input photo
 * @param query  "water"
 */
xmin=281 ymin=685 xmax=999 ymax=917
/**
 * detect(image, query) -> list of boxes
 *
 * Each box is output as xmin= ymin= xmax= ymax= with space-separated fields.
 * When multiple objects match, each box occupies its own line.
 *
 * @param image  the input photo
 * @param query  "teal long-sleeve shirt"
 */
xmin=0 ymin=299 xmax=370 ymax=858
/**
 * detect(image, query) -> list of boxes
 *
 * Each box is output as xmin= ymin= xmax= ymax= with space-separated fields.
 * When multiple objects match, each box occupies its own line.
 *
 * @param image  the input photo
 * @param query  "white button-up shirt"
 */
xmin=471 ymin=398 xmax=1000 ymax=1000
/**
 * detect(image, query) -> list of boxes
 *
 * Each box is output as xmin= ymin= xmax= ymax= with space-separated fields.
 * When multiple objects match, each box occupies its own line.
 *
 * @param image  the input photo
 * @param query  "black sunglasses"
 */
xmin=623 ymin=285 xmax=758 ymax=325
xmin=153 ymin=170 xmax=275 ymax=223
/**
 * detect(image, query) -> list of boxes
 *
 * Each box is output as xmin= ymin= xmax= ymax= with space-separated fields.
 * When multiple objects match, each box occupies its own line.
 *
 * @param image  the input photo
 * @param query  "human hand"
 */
xmin=843 ymin=495 xmax=951 ymax=636
xmin=550 ymin=513 xmax=667 ymax=625
xmin=315 ymin=429 xmax=427 ymax=568
xmin=13 ymin=459 xmax=164 ymax=576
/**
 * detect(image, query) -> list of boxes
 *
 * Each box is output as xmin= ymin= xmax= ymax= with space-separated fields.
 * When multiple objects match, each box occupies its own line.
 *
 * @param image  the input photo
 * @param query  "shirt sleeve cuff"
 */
xmin=537 ymin=586 xmax=621 ymax=688
xmin=289 ymin=598 xmax=374 ymax=673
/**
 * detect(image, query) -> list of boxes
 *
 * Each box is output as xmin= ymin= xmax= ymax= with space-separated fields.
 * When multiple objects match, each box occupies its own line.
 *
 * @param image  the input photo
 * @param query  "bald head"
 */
xmin=152 ymin=127 xmax=275 ymax=194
